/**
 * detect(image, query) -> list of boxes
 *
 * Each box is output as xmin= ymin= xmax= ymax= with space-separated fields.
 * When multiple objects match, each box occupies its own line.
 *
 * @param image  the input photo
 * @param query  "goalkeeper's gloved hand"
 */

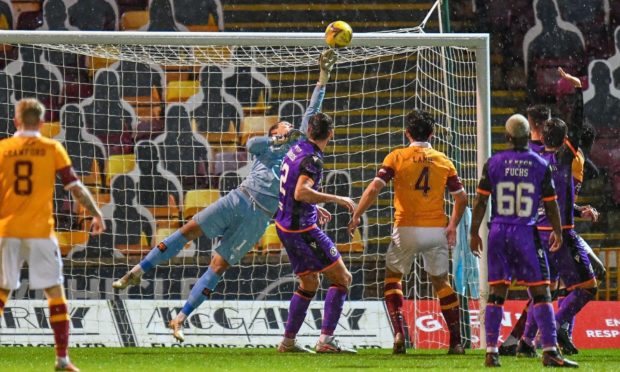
xmin=271 ymin=129 xmax=303 ymax=146
xmin=318 ymin=49 xmax=338 ymax=85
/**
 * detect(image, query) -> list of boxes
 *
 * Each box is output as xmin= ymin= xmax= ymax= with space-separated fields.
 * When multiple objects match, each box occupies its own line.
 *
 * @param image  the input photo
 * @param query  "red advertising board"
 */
xmin=403 ymin=300 xmax=620 ymax=349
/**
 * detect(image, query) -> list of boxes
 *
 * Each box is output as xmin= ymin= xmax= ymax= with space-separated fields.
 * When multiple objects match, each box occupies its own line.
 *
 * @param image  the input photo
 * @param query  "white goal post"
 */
xmin=0 ymin=30 xmax=490 ymax=349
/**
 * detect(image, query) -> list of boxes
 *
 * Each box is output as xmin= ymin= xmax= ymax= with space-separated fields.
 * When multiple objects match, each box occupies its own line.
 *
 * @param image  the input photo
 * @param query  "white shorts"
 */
xmin=0 ymin=238 xmax=64 ymax=290
xmin=386 ymin=227 xmax=449 ymax=277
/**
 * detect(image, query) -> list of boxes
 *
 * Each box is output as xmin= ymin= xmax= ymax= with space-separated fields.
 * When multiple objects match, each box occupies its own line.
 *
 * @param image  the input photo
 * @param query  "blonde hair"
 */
xmin=16 ymin=98 xmax=45 ymax=128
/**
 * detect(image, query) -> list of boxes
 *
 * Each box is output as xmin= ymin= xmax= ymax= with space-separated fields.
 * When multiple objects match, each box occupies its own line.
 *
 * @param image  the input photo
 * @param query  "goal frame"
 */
xmin=0 ymin=30 xmax=491 ymax=348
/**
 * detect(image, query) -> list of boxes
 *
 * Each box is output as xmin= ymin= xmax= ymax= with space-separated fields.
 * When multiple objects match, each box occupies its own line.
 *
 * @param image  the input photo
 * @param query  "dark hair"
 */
xmin=527 ymin=104 xmax=550 ymax=128
xmin=580 ymin=124 xmax=596 ymax=154
xmin=406 ymin=109 xmax=434 ymax=141
xmin=307 ymin=112 xmax=333 ymax=141
xmin=542 ymin=117 xmax=567 ymax=148
xmin=268 ymin=123 xmax=281 ymax=136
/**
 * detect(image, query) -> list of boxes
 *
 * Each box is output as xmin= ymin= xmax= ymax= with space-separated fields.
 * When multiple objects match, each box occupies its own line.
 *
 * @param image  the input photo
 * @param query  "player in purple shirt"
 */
xmin=470 ymin=114 xmax=578 ymax=368
xmin=518 ymin=68 xmax=598 ymax=357
xmin=275 ymin=112 xmax=357 ymax=354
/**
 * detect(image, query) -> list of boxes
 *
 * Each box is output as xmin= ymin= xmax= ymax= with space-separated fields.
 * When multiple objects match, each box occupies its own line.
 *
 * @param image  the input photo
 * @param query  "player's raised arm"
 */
xmin=558 ymin=67 xmax=584 ymax=149
xmin=299 ymin=49 xmax=337 ymax=133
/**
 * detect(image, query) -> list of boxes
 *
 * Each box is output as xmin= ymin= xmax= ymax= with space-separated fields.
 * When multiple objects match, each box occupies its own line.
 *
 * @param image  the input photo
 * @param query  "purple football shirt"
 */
xmin=275 ymin=139 xmax=324 ymax=231
xmin=477 ymin=149 xmax=556 ymax=226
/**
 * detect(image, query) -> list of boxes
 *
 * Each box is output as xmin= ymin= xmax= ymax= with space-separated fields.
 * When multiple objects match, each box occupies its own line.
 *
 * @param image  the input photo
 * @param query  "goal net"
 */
xmin=0 ymin=31 xmax=490 ymax=349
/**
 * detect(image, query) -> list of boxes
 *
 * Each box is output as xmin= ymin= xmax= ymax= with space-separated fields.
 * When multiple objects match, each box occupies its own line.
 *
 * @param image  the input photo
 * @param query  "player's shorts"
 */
xmin=0 ymin=237 xmax=64 ymax=290
xmin=487 ymin=223 xmax=550 ymax=286
xmin=386 ymin=226 xmax=449 ymax=276
xmin=276 ymin=225 xmax=341 ymax=276
xmin=539 ymin=229 xmax=595 ymax=290
xmin=193 ymin=189 xmax=270 ymax=265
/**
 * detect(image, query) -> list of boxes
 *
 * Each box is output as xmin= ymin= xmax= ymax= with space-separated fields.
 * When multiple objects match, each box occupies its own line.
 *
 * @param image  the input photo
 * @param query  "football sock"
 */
xmin=503 ymin=300 xmax=530 ymax=347
xmin=181 ymin=267 xmax=221 ymax=316
xmin=532 ymin=299 xmax=557 ymax=350
xmin=384 ymin=278 xmax=405 ymax=338
xmin=139 ymin=230 xmax=189 ymax=273
xmin=485 ymin=303 xmax=504 ymax=351
xmin=284 ymin=287 xmax=316 ymax=339
xmin=556 ymin=295 xmax=575 ymax=336
xmin=437 ymin=287 xmax=461 ymax=347
xmin=556 ymin=287 xmax=596 ymax=328
xmin=522 ymin=301 xmax=538 ymax=345
xmin=0 ymin=290 xmax=7 ymax=316
xmin=48 ymin=297 xmax=70 ymax=358
xmin=321 ymin=284 xmax=347 ymax=337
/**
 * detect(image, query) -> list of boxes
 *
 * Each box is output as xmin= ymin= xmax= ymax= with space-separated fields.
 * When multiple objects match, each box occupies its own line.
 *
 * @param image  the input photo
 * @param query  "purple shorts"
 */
xmin=487 ymin=223 xmax=550 ymax=286
xmin=276 ymin=225 xmax=341 ymax=276
xmin=539 ymin=229 xmax=595 ymax=290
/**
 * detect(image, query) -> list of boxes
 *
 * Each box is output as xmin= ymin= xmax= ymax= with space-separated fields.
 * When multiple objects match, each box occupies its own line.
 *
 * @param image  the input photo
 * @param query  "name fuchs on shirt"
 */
xmin=503 ymin=158 xmax=534 ymax=178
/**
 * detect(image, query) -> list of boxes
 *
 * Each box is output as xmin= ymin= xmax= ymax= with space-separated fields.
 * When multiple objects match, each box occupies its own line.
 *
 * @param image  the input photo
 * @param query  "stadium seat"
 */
xmin=120 ymin=10 xmax=148 ymax=31
xmin=336 ymin=228 xmax=364 ymax=253
xmin=154 ymin=227 xmax=195 ymax=257
xmin=183 ymin=189 xmax=219 ymax=219
xmin=106 ymin=154 xmax=136 ymax=186
xmin=166 ymin=80 xmax=199 ymax=102
xmin=86 ymin=56 xmax=117 ymax=76
xmin=41 ymin=121 xmax=61 ymax=138
xmin=202 ymin=120 xmax=237 ymax=144
xmin=259 ymin=223 xmax=282 ymax=254
xmin=240 ymin=116 xmax=278 ymax=145
xmin=56 ymin=230 xmax=89 ymax=256
xmin=116 ymin=233 xmax=150 ymax=256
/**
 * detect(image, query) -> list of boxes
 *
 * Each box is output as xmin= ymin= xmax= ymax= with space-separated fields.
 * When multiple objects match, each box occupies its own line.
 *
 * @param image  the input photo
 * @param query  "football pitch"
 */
xmin=4 ymin=348 xmax=620 ymax=371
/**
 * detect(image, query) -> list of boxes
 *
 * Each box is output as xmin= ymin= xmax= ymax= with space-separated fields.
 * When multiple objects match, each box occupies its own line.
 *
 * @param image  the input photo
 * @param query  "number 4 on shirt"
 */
xmin=414 ymin=166 xmax=430 ymax=195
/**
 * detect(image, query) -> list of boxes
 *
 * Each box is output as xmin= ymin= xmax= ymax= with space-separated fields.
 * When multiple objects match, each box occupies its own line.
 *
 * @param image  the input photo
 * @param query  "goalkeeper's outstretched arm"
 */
xmin=299 ymin=49 xmax=337 ymax=133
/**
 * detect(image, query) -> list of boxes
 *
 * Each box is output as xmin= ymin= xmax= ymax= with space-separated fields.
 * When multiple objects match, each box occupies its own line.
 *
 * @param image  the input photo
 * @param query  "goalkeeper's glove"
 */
xmin=318 ymin=49 xmax=338 ymax=85
xmin=271 ymin=129 xmax=303 ymax=146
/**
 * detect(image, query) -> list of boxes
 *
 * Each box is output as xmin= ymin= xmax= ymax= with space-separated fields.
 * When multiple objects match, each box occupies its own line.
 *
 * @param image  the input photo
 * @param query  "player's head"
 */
xmin=526 ymin=104 xmax=550 ymax=133
xmin=405 ymin=109 xmax=434 ymax=142
xmin=542 ymin=117 xmax=567 ymax=149
xmin=269 ymin=121 xmax=292 ymax=137
xmin=14 ymin=98 xmax=45 ymax=131
xmin=505 ymin=114 xmax=530 ymax=148
xmin=307 ymin=112 xmax=334 ymax=142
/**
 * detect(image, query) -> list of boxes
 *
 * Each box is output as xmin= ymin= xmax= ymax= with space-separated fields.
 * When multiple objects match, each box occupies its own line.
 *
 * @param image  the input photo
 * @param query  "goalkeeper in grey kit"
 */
xmin=112 ymin=49 xmax=339 ymax=342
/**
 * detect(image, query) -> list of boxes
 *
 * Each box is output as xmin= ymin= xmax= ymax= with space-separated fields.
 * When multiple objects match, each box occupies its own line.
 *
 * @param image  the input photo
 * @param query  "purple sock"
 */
xmin=533 ymin=302 xmax=557 ymax=349
xmin=523 ymin=302 xmax=538 ymax=343
xmin=557 ymin=296 xmax=575 ymax=336
xmin=284 ymin=288 xmax=314 ymax=339
xmin=485 ymin=305 xmax=504 ymax=348
xmin=321 ymin=285 xmax=347 ymax=336
xmin=556 ymin=288 xmax=594 ymax=328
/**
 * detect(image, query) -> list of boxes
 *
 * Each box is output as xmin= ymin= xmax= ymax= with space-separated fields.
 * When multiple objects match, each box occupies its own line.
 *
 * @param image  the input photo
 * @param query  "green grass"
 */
xmin=4 ymin=348 xmax=620 ymax=372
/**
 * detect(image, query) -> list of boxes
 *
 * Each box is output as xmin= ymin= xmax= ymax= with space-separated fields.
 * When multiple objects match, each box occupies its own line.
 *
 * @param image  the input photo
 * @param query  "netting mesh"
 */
xmin=0 ymin=35 xmax=482 ymax=349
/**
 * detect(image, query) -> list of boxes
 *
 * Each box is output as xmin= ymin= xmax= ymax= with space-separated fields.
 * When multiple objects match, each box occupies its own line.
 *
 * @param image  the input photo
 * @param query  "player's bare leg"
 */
xmin=113 ymin=220 xmax=204 ymax=289
xmin=169 ymin=253 xmax=230 ymax=342
xmin=278 ymin=272 xmax=318 ymax=353
xmin=430 ymin=273 xmax=464 ymax=355
xmin=43 ymin=285 xmax=79 ymax=372
xmin=384 ymin=268 xmax=406 ymax=354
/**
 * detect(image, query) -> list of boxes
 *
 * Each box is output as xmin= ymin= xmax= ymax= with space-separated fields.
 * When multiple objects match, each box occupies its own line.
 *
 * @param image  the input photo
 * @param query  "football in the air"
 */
xmin=325 ymin=21 xmax=353 ymax=48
